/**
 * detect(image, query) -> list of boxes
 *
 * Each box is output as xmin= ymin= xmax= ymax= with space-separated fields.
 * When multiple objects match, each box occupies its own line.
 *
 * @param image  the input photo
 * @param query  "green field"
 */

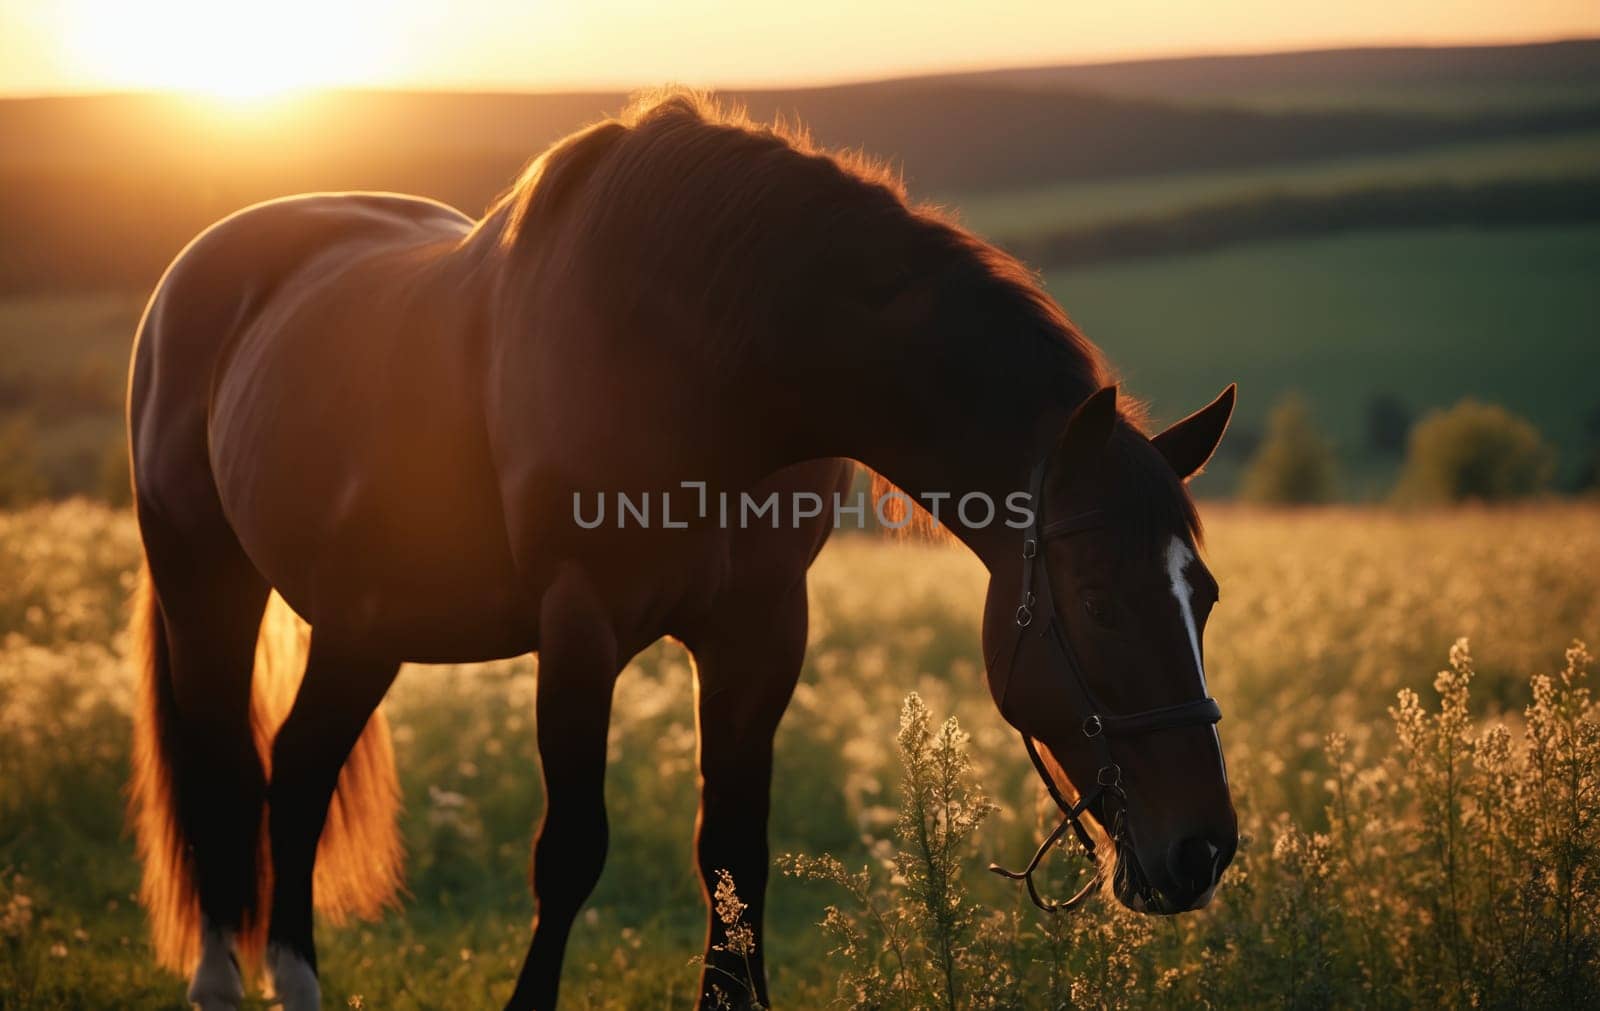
xmin=1046 ymin=224 xmax=1600 ymax=496
xmin=2 ymin=502 xmax=1598 ymax=1007
xmin=949 ymin=131 xmax=1600 ymax=238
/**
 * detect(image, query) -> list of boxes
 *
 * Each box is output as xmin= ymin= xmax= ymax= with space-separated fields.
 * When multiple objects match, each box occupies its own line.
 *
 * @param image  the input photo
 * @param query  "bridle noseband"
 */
xmin=988 ymin=458 xmax=1223 ymax=912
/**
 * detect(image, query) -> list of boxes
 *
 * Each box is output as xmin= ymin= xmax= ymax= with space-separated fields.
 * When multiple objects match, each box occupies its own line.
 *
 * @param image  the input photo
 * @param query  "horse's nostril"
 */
xmin=1168 ymin=835 xmax=1220 ymax=893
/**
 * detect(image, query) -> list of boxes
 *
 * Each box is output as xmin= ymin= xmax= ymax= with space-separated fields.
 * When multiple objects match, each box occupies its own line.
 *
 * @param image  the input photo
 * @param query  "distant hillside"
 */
xmin=950 ymin=39 xmax=1600 ymax=111
xmin=2 ymin=40 xmax=1598 ymax=292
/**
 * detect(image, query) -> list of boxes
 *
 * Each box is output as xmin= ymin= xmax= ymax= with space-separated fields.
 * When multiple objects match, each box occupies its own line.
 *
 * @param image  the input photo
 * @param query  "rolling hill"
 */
xmin=2 ymin=39 xmax=1597 ymax=292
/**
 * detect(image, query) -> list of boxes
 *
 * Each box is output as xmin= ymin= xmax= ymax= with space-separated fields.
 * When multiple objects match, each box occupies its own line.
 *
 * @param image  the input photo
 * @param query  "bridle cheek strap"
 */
xmin=988 ymin=458 xmax=1224 ymax=912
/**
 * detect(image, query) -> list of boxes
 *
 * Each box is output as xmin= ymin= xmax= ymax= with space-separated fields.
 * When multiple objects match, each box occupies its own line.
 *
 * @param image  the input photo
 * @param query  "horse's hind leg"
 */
xmin=263 ymin=635 xmax=399 ymax=1011
xmin=138 ymin=521 xmax=270 ymax=1011
xmin=685 ymin=579 xmax=809 ymax=1010
xmin=507 ymin=565 xmax=621 ymax=1011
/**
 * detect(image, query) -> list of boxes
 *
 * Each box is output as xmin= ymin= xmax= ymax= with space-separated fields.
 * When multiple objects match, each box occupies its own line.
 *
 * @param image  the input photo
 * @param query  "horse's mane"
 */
xmin=488 ymin=88 xmax=1197 ymax=541
xmin=489 ymin=91 xmax=1107 ymax=390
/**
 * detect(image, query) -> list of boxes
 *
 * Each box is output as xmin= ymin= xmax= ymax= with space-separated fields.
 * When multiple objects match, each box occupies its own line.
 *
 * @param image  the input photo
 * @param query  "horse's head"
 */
xmin=982 ymin=383 xmax=1238 ymax=915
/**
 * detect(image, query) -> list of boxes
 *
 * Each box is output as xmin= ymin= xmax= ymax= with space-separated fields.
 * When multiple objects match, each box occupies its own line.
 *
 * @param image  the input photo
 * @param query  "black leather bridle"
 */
xmin=987 ymin=457 xmax=1223 ymax=911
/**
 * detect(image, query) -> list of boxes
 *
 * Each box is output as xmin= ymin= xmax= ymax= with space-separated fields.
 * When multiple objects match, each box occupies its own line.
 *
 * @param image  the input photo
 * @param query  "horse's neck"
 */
xmin=867 ymin=430 xmax=1039 ymax=566
xmin=475 ymin=200 xmax=1082 ymax=567
xmin=749 ymin=322 xmax=1074 ymax=568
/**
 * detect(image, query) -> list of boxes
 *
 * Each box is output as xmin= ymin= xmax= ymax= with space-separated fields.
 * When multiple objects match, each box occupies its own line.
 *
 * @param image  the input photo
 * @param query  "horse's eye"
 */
xmin=1083 ymin=593 xmax=1117 ymax=629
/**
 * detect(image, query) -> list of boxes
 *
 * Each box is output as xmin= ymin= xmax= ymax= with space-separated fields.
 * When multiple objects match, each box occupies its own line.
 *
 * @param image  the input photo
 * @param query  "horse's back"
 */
xmin=128 ymin=185 xmax=852 ymax=661
xmin=131 ymin=192 xmax=472 ymax=472
xmin=133 ymin=193 xmax=467 ymax=503
xmin=130 ymin=193 xmax=538 ymax=653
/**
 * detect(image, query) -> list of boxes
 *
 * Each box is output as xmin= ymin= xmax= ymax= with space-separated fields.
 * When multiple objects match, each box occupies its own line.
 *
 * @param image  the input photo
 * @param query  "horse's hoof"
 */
xmin=267 ymin=944 xmax=322 ymax=1011
xmin=188 ymin=985 xmax=242 ymax=1011
xmin=188 ymin=927 xmax=244 ymax=1011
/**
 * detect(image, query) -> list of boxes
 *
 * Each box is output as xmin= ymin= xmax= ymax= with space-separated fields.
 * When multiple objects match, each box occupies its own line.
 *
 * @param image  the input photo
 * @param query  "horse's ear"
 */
xmin=1057 ymin=385 xmax=1119 ymax=462
xmin=1153 ymin=384 xmax=1237 ymax=480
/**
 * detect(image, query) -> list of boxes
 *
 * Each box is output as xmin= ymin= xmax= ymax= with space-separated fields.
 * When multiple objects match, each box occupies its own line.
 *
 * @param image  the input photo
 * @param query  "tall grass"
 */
xmin=780 ymin=696 xmax=1002 ymax=1010
xmin=1 ymin=502 xmax=1597 ymax=1006
xmin=782 ymin=641 xmax=1599 ymax=1008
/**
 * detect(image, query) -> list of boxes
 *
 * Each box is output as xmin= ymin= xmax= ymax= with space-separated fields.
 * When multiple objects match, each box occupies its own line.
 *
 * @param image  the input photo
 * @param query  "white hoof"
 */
xmin=188 ymin=924 xmax=244 ymax=1011
xmin=267 ymin=943 xmax=322 ymax=1011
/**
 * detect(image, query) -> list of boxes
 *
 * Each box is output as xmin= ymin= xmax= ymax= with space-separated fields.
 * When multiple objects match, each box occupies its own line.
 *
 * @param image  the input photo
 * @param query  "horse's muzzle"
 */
xmin=1115 ymin=830 xmax=1235 ymax=914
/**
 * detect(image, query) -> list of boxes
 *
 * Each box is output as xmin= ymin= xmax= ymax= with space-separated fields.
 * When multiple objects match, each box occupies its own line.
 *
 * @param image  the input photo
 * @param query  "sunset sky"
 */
xmin=1 ymin=0 xmax=1596 ymax=98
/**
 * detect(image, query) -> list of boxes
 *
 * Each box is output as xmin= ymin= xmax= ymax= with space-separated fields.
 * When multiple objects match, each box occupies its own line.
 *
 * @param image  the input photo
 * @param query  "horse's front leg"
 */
xmin=507 ymin=565 xmax=621 ymax=1011
xmin=686 ymin=580 xmax=809 ymax=1010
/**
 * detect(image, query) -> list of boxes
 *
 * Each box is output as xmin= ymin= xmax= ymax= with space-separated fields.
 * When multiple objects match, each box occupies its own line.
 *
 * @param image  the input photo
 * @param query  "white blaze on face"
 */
xmin=1164 ymin=536 xmax=1206 ymax=691
xmin=1165 ymin=534 xmax=1227 ymax=781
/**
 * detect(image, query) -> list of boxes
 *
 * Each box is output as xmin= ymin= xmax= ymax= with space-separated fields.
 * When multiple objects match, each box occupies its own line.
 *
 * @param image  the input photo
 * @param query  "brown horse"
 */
xmin=127 ymin=91 xmax=1237 ymax=1010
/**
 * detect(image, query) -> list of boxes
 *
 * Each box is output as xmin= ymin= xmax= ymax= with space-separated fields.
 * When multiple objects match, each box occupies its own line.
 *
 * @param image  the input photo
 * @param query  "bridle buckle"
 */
xmin=1082 ymin=714 xmax=1103 ymax=738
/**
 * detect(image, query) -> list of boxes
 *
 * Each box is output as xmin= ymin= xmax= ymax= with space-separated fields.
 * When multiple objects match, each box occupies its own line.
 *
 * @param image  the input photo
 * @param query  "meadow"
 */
xmin=1 ymin=500 xmax=1597 ymax=1007
xmin=1047 ymin=224 xmax=1600 ymax=496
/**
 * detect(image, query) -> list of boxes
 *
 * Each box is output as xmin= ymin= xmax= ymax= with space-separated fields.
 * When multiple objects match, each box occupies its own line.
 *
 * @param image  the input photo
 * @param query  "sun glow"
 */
xmin=63 ymin=0 xmax=395 ymax=101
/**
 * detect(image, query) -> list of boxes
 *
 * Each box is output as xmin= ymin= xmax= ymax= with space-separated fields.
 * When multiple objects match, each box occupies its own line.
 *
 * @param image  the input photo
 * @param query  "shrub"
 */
xmin=1395 ymin=399 xmax=1554 ymax=503
xmin=1365 ymin=392 xmax=1412 ymax=456
xmin=1239 ymin=394 xmax=1338 ymax=504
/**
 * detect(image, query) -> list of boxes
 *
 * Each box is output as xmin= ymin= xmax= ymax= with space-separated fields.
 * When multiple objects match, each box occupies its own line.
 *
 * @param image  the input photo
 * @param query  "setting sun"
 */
xmin=61 ymin=0 xmax=394 ymax=99
xmin=3 ymin=1 xmax=1592 ymax=97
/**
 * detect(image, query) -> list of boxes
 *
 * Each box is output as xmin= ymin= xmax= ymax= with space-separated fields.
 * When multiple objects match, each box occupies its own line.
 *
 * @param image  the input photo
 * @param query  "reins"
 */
xmin=987 ymin=457 xmax=1222 ymax=912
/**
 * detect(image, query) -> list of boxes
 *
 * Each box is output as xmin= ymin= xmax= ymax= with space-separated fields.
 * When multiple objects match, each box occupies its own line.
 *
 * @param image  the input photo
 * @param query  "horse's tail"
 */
xmin=128 ymin=563 xmax=203 ymax=973
xmin=131 ymin=569 xmax=404 ymax=974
